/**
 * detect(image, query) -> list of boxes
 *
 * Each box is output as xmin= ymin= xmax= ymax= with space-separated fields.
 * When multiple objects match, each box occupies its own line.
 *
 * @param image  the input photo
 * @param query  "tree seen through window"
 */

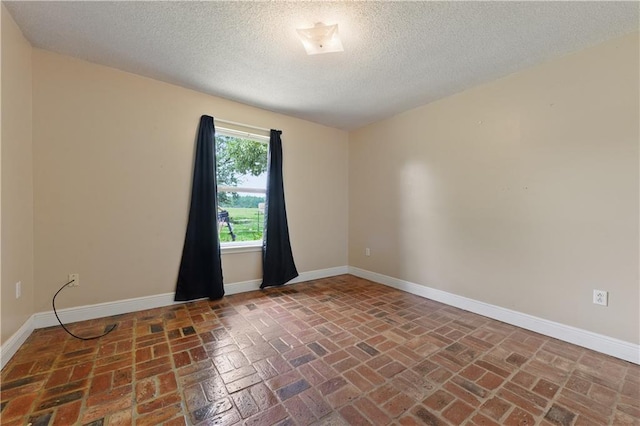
xmin=216 ymin=133 xmax=268 ymax=243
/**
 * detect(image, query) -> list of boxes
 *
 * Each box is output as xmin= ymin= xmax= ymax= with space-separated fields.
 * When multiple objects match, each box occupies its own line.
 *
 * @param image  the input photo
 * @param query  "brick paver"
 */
xmin=0 ymin=275 xmax=638 ymax=424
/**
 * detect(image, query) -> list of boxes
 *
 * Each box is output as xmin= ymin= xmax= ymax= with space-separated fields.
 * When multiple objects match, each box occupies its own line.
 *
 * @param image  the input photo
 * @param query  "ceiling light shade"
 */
xmin=296 ymin=22 xmax=344 ymax=55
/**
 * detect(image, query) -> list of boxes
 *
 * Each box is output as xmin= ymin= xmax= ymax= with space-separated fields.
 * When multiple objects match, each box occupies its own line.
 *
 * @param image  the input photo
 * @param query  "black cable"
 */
xmin=52 ymin=279 xmax=117 ymax=340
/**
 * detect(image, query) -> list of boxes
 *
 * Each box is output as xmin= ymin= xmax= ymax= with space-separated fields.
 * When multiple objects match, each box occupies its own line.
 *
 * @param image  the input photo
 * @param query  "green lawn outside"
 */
xmin=218 ymin=207 xmax=264 ymax=242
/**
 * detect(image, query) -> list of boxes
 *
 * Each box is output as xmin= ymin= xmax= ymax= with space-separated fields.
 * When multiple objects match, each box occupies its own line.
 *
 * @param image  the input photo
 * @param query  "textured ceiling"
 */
xmin=4 ymin=1 xmax=639 ymax=130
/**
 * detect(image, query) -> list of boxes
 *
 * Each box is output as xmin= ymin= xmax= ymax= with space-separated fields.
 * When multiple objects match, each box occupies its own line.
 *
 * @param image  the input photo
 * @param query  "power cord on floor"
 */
xmin=52 ymin=279 xmax=117 ymax=340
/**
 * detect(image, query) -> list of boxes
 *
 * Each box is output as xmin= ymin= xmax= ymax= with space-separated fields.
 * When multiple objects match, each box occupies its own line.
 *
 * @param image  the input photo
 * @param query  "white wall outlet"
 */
xmin=365 ymin=247 xmax=371 ymax=257
xmin=593 ymin=289 xmax=608 ymax=306
xmin=68 ymin=273 xmax=80 ymax=287
xmin=15 ymin=281 xmax=21 ymax=299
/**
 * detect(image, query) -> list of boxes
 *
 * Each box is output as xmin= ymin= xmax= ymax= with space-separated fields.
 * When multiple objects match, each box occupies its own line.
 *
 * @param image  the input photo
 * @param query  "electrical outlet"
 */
xmin=365 ymin=248 xmax=371 ymax=257
xmin=15 ymin=281 xmax=21 ymax=299
xmin=68 ymin=273 xmax=79 ymax=287
xmin=593 ymin=289 xmax=608 ymax=306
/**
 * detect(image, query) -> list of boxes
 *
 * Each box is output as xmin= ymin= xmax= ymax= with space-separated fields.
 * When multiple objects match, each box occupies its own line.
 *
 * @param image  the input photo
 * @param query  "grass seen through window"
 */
xmin=218 ymin=206 xmax=264 ymax=243
xmin=215 ymin=131 xmax=268 ymax=244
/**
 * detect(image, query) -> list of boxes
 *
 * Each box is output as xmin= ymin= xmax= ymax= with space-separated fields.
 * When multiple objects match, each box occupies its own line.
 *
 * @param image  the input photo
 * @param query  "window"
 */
xmin=215 ymin=128 xmax=268 ymax=248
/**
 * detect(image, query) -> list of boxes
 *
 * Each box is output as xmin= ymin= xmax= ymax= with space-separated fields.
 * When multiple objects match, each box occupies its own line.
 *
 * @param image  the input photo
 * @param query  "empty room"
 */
xmin=1 ymin=2 xmax=638 ymax=425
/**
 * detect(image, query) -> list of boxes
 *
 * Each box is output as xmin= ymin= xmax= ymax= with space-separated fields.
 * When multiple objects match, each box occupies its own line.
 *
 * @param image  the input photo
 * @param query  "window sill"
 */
xmin=220 ymin=242 xmax=262 ymax=254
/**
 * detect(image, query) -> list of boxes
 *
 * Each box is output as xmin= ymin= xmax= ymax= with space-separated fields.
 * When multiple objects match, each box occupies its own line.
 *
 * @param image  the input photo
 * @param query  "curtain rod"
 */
xmin=215 ymin=118 xmax=270 ymax=133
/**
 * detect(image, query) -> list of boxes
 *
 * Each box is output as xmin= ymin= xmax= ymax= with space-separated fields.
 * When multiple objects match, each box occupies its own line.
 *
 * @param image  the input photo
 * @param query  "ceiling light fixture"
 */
xmin=296 ymin=22 xmax=344 ymax=55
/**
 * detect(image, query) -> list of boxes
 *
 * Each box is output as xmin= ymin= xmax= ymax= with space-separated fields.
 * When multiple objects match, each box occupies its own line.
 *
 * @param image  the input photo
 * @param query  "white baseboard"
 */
xmin=1 ymin=266 xmax=349 ymax=368
xmin=33 ymin=265 xmax=349 ymax=328
xmin=291 ymin=266 xmax=350 ymax=284
xmin=33 ymin=292 xmax=179 ymax=329
xmin=349 ymin=267 xmax=639 ymax=365
xmin=1 ymin=316 xmax=34 ymax=370
xmin=11 ymin=264 xmax=634 ymax=367
xmin=224 ymin=265 xmax=349 ymax=295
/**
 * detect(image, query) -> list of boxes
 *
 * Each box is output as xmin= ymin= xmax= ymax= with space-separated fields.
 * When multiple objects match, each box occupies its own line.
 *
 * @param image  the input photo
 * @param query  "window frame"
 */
xmin=215 ymin=127 xmax=269 ymax=253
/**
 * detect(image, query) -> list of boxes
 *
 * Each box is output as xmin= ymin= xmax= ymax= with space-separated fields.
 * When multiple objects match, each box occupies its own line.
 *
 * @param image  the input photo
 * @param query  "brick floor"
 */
xmin=1 ymin=275 xmax=638 ymax=425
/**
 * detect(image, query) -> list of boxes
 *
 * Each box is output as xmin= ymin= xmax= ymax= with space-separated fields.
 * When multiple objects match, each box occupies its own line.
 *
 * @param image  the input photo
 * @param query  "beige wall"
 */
xmin=349 ymin=32 xmax=639 ymax=344
xmin=2 ymin=9 xmax=636 ymax=353
xmin=1 ymin=5 xmax=34 ymax=344
xmin=32 ymin=49 xmax=348 ymax=312
xmin=1 ymin=4 xmax=3 ymax=347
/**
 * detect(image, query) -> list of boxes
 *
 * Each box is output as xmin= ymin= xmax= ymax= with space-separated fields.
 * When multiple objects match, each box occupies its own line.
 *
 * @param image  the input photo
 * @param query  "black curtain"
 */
xmin=175 ymin=115 xmax=224 ymax=301
xmin=261 ymin=130 xmax=299 ymax=288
